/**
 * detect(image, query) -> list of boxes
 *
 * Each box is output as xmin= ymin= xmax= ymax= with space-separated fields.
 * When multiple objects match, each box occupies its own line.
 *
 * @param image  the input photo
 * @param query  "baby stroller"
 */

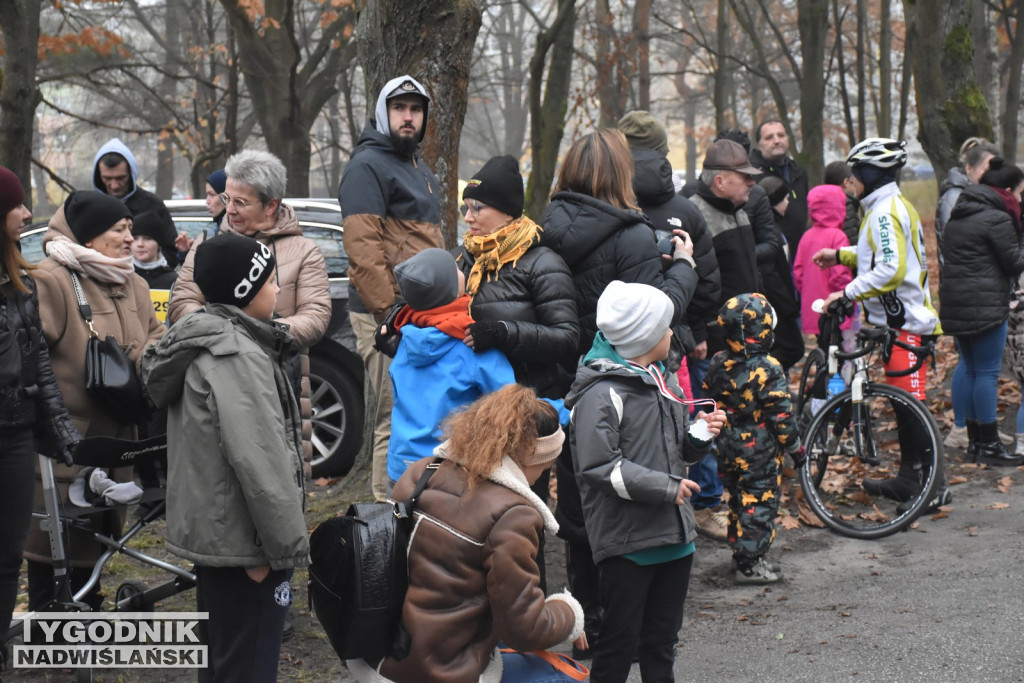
xmin=6 ymin=436 xmax=196 ymax=681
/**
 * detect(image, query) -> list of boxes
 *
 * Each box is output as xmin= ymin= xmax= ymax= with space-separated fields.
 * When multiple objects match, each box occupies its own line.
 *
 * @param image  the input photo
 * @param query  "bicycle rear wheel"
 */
xmin=796 ymin=347 xmax=827 ymax=436
xmin=798 ymin=383 xmax=943 ymax=539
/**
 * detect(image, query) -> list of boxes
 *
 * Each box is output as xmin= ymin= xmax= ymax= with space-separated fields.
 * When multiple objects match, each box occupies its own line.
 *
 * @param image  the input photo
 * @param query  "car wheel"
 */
xmin=308 ymin=354 xmax=363 ymax=478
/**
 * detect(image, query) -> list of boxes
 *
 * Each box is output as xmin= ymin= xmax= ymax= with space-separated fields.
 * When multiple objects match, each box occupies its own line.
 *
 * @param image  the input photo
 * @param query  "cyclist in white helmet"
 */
xmin=812 ymin=137 xmax=950 ymax=513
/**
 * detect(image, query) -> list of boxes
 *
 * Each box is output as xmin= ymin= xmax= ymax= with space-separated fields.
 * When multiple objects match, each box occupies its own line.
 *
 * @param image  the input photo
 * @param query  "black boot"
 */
xmin=897 ymin=443 xmax=952 ymax=514
xmin=863 ymin=402 xmax=924 ymax=502
xmin=976 ymin=422 xmax=1024 ymax=466
xmin=965 ymin=419 xmax=980 ymax=463
xmin=862 ymin=463 xmax=921 ymax=502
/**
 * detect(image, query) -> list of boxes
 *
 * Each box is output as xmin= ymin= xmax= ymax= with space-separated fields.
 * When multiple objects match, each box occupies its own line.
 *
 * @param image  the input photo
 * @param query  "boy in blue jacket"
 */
xmin=566 ymin=280 xmax=725 ymax=683
xmin=386 ymin=248 xmax=516 ymax=491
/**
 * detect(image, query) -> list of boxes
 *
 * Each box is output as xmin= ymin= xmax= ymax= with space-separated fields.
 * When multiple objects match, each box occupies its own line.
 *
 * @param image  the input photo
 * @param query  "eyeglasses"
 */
xmin=461 ymin=201 xmax=486 ymax=217
xmin=219 ymin=193 xmax=256 ymax=211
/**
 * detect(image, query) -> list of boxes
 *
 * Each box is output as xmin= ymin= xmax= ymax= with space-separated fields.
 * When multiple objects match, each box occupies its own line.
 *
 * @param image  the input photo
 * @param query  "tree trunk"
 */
xmin=595 ymin=0 xmax=626 ymax=128
xmin=356 ymin=0 xmax=482 ymax=248
xmin=714 ymin=0 xmax=731 ymax=132
xmin=906 ymin=0 xmax=993 ymax=177
xmin=524 ymin=0 xmax=577 ymax=221
xmin=0 ymin=0 xmax=42 ymax=208
xmin=856 ymin=0 xmax=866 ymax=140
xmin=634 ymin=0 xmax=651 ymax=111
xmin=1000 ymin=0 xmax=1024 ymax=159
xmin=220 ymin=0 xmax=355 ymax=196
xmin=833 ymin=0 xmax=856 ymax=147
xmin=878 ymin=0 xmax=892 ymax=137
xmin=156 ymin=0 xmax=180 ymax=199
xmin=798 ymin=0 xmax=827 ymax=186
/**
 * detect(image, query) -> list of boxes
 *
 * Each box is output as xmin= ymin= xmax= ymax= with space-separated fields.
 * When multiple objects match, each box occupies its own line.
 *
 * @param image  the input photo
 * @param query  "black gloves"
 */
xmin=373 ymin=303 xmax=406 ymax=358
xmin=59 ymin=440 xmax=78 ymax=467
xmin=467 ymin=320 xmax=508 ymax=352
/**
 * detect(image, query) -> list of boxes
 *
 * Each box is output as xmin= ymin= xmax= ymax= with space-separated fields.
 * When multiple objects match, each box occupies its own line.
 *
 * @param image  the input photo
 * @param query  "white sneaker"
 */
xmin=693 ymin=506 xmax=728 ymax=541
xmin=943 ymin=425 xmax=969 ymax=449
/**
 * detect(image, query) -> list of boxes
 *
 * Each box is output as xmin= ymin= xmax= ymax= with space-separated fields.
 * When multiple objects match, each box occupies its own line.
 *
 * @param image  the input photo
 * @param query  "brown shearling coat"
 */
xmin=370 ymin=455 xmax=582 ymax=683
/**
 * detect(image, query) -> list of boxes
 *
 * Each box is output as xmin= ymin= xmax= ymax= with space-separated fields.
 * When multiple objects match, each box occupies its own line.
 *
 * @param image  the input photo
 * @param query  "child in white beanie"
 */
xmin=564 ymin=280 xmax=726 ymax=681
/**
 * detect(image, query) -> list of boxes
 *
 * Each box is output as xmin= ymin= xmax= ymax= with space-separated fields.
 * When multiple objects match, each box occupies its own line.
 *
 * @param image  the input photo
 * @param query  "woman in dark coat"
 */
xmin=940 ymin=158 xmax=1024 ymax=464
xmin=458 ymin=155 xmax=579 ymax=400
xmin=0 ymin=167 xmax=80 ymax=657
xmin=538 ymin=128 xmax=698 ymax=658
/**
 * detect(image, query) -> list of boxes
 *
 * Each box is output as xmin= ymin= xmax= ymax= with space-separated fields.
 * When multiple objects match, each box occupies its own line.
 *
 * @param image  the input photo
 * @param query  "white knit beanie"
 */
xmin=596 ymin=280 xmax=673 ymax=358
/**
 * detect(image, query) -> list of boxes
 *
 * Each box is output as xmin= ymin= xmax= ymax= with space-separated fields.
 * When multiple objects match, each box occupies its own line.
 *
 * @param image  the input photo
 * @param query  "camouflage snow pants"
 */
xmin=717 ymin=447 xmax=783 ymax=567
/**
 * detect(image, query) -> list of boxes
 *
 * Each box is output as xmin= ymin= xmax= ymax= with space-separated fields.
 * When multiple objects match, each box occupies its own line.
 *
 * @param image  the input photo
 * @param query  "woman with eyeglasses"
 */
xmin=536 ymin=128 xmax=699 ymax=659
xmin=169 ymin=150 xmax=331 ymax=474
xmin=457 ymin=156 xmax=580 ymax=596
xmin=458 ymin=155 xmax=579 ymax=400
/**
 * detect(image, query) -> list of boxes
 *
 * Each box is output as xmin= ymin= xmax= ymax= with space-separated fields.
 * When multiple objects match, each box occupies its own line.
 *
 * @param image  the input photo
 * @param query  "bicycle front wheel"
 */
xmin=798 ymin=383 xmax=943 ymax=539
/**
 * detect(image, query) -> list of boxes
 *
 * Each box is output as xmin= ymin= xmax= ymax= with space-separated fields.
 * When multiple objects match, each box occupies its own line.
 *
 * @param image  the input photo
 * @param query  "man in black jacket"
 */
xmin=92 ymin=137 xmax=184 ymax=263
xmin=619 ymin=110 xmax=722 ymax=372
xmin=749 ymin=120 xmax=809 ymax=259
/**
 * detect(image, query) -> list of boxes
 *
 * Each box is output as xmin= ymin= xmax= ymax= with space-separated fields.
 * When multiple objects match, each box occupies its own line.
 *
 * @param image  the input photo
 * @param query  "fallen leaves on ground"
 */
xmin=987 ymin=501 xmax=1011 ymax=510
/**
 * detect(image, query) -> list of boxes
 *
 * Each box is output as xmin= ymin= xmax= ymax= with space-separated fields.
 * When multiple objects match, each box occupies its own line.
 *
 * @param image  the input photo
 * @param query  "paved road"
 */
xmin=664 ymin=463 xmax=1024 ymax=683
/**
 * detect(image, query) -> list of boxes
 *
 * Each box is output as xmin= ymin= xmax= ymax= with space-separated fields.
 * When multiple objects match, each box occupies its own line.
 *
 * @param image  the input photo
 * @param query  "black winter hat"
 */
xmin=64 ymin=191 xmax=132 ymax=245
xmin=462 ymin=155 xmax=524 ymax=218
xmin=131 ymin=211 xmax=176 ymax=251
xmin=194 ymin=232 xmax=276 ymax=307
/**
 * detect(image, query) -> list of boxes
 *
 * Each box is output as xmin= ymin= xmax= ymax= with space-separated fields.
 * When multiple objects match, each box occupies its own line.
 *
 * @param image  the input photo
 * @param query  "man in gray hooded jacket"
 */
xmin=339 ymin=75 xmax=444 ymax=501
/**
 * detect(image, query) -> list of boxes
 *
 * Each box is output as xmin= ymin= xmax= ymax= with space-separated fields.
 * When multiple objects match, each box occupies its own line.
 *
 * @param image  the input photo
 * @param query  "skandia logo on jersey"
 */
xmin=234 ymin=242 xmax=273 ymax=301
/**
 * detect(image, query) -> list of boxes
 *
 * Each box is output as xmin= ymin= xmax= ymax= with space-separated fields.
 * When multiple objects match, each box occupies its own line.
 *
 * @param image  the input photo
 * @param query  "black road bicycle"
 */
xmin=795 ymin=299 xmax=943 ymax=539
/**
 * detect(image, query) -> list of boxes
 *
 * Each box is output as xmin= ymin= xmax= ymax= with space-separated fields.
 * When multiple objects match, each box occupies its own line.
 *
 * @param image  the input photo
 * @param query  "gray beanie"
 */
xmin=596 ymin=280 xmax=673 ymax=358
xmin=394 ymin=248 xmax=459 ymax=311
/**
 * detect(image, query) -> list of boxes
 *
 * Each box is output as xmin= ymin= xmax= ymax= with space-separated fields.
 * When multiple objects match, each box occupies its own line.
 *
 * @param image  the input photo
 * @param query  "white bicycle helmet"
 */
xmin=846 ymin=137 xmax=907 ymax=168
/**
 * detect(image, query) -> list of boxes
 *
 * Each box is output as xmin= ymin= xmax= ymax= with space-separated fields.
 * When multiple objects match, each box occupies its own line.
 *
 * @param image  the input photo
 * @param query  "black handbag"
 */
xmin=70 ymin=272 xmax=150 ymax=425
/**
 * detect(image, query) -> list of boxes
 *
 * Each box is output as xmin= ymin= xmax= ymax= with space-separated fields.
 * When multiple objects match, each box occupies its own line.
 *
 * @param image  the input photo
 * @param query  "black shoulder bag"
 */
xmin=70 ymin=272 xmax=150 ymax=425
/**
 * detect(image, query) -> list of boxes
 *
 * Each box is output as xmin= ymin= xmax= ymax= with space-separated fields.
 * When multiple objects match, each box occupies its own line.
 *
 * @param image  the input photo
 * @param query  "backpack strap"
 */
xmin=394 ymin=457 xmax=441 ymax=519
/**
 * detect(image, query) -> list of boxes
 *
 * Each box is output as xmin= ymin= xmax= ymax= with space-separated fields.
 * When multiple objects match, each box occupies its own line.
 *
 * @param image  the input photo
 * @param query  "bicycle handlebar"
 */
xmin=832 ymin=325 xmax=935 ymax=377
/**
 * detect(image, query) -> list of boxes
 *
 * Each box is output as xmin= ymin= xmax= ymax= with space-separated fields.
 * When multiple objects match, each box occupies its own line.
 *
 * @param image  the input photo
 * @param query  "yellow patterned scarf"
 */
xmin=462 ymin=216 xmax=542 ymax=297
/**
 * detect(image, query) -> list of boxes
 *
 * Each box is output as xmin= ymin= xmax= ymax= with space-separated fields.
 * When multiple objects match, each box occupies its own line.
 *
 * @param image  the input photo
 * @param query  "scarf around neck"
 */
xmin=395 ymin=294 xmax=475 ymax=339
xmin=45 ymin=236 xmax=134 ymax=285
xmin=462 ymin=215 xmax=541 ymax=297
xmin=991 ymin=186 xmax=1023 ymax=235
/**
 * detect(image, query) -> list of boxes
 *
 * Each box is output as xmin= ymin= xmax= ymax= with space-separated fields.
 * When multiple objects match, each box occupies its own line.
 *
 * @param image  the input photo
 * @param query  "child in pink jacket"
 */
xmin=793 ymin=184 xmax=855 ymax=336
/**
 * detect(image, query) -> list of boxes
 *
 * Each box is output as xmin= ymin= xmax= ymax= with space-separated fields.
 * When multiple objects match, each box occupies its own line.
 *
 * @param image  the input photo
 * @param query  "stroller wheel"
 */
xmin=115 ymin=580 xmax=151 ymax=611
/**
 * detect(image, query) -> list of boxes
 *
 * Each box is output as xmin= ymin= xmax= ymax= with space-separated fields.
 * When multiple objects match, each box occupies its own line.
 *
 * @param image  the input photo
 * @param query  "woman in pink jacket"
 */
xmin=794 ymin=184 xmax=855 ymax=337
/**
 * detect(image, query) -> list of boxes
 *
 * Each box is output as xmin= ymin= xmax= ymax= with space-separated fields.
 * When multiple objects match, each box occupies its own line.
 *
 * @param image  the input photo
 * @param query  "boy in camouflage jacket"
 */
xmin=704 ymin=293 xmax=803 ymax=584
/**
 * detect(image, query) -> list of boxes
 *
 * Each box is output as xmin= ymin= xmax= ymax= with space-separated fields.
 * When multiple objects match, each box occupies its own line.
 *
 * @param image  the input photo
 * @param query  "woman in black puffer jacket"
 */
xmin=459 ymin=155 xmax=579 ymax=400
xmin=0 ymin=167 xmax=80 ymax=660
xmin=539 ymin=130 xmax=698 ymax=352
xmin=940 ymin=157 xmax=1024 ymax=464
xmin=537 ymin=129 xmax=698 ymax=658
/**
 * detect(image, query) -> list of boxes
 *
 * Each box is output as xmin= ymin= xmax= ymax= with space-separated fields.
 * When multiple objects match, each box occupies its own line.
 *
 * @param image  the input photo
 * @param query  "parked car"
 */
xmin=18 ymin=198 xmax=364 ymax=478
